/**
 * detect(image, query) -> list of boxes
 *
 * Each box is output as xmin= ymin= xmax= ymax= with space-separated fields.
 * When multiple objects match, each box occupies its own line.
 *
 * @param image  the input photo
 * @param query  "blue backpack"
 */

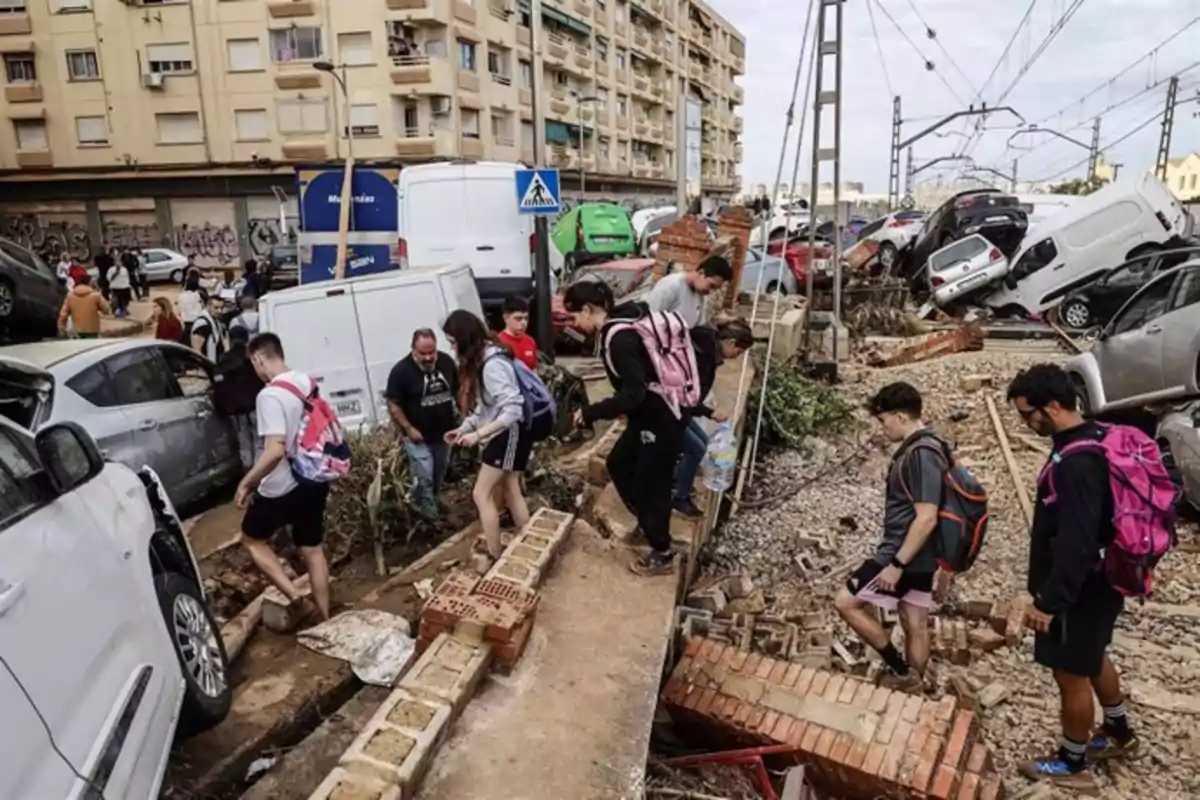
xmin=484 ymin=353 xmax=557 ymax=441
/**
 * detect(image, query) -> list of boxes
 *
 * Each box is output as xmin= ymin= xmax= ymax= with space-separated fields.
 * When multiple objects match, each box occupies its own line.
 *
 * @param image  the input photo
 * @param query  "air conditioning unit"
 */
xmin=142 ymin=72 xmax=165 ymax=89
xmin=430 ymin=97 xmax=452 ymax=115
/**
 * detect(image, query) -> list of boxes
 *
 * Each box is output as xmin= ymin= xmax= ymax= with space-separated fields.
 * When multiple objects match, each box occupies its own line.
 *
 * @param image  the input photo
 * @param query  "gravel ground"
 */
xmin=706 ymin=350 xmax=1200 ymax=800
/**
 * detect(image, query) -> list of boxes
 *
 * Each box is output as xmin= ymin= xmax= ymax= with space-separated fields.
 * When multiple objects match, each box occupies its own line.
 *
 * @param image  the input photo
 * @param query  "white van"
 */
xmin=259 ymin=263 xmax=482 ymax=430
xmin=983 ymin=173 xmax=1193 ymax=316
xmin=1014 ymin=193 xmax=1078 ymax=228
xmin=398 ymin=162 xmax=535 ymax=313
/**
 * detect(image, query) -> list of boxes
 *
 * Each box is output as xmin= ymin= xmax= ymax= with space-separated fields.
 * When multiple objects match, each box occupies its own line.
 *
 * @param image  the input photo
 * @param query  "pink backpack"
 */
xmin=602 ymin=311 xmax=701 ymax=419
xmin=1037 ymin=424 xmax=1179 ymax=598
xmin=272 ymin=378 xmax=352 ymax=484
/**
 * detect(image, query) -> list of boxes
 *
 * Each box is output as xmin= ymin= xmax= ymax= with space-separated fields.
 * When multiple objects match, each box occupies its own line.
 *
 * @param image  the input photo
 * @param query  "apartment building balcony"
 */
xmin=389 ymin=55 xmax=453 ymax=92
xmin=700 ymin=103 xmax=714 ymax=123
xmin=395 ymin=129 xmax=457 ymax=158
xmin=731 ymin=52 xmax=745 ymax=75
xmin=573 ymin=0 xmax=591 ymax=18
xmin=632 ymin=73 xmax=651 ymax=96
xmin=632 ymin=27 xmax=652 ymax=52
xmin=452 ymin=0 xmax=477 ymax=25
xmin=269 ymin=0 xmax=318 ymax=17
xmin=650 ymin=163 xmax=666 ymax=179
xmin=731 ymin=83 xmax=743 ymax=103
xmin=0 ymin=12 xmax=31 ymax=35
xmin=615 ymin=68 xmax=629 ymax=87
xmin=569 ymin=43 xmax=593 ymax=74
xmin=4 ymin=83 xmax=42 ymax=103
xmin=688 ymin=62 xmax=702 ymax=81
xmin=282 ymin=140 xmax=329 ymax=160
xmin=517 ymin=26 xmax=531 ymax=48
xmin=549 ymin=90 xmax=571 ymax=118
xmin=546 ymin=32 xmax=570 ymax=64
xmin=688 ymin=21 xmax=703 ymax=41
xmin=647 ymin=0 xmax=667 ymax=16
xmin=733 ymin=143 xmax=743 ymax=161
xmin=616 ymin=115 xmax=629 ymax=131
xmin=519 ymin=88 xmax=532 ymax=106
xmin=547 ymin=146 xmax=575 ymax=168
xmin=733 ymin=116 xmax=742 ymax=133
xmin=632 ymin=118 xmax=650 ymax=138
xmin=613 ymin=21 xmax=628 ymax=42
xmin=275 ymin=70 xmax=323 ymax=90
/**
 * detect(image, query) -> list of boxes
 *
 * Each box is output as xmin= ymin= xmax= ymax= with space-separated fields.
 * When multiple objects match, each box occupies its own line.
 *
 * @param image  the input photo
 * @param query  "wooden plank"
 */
xmin=334 ymin=156 xmax=355 ymax=280
xmin=984 ymin=394 xmax=1033 ymax=528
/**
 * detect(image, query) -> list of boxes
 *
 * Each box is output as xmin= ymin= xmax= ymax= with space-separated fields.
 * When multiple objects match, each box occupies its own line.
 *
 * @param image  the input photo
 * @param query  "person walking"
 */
xmin=152 ymin=296 xmax=183 ymax=342
xmin=1006 ymin=364 xmax=1140 ymax=790
xmin=645 ymin=254 xmax=733 ymax=327
xmin=563 ymin=281 xmax=688 ymax=577
xmin=236 ymin=333 xmax=334 ymax=621
xmin=497 ymin=295 xmax=539 ymax=370
xmin=441 ymin=310 xmax=538 ymax=561
xmin=833 ymin=382 xmax=943 ymax=693
xmin=107 ymin=256 xmax=133 ymax=317
xmin=215 ymin=326 xmax=265 ymax=470
xmin=57 ymin=276 xmax=110 ymax=339
xmin=93 ymin=247 xmax=114 ymax=299
xmin=191 ymin=293 xmax=228 ymax=362
xmin=179 ymin=269 xmax=207 ymax=339
xmin=55 ymin=252 xmax=72 ymax=286
xmin=672 ymin=320 xmax=753 ymax=518
xmin=384 ymin=328 xmax=459 ymax=521
xmin=121 ymin=248 xmax=144 ymax=301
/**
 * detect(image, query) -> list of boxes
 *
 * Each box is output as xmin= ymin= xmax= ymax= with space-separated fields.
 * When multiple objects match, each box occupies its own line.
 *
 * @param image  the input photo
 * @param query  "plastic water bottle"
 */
xmin=702 ymin=423 xmax=738 ymax=493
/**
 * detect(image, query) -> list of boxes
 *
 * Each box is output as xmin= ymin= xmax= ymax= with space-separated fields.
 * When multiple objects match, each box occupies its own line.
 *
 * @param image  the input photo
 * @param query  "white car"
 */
xmin=855 ymin=211 xmax=927 ymax=272
xmin=926 ymin=234 xmax=1010 ymax=308
xmin=141 ymin=248 xmax=190 ymax=284
xmin=1158 ymin=402 xmax=1200 ymax=511
xmin=0 ymin=359 xmax=231 ymax=799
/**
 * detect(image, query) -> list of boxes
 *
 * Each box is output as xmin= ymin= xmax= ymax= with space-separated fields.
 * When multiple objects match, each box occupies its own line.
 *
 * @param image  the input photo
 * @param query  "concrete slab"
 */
xmin=417 ymin=525 xmax=677 ymax=800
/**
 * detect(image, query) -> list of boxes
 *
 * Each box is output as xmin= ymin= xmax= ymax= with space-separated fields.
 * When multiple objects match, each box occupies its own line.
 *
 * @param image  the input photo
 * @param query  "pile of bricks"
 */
xmin=654 ymin=215 xmax=713 ymax=277
xmin=307 ymin=508 xmax=575 ymax=800
xmin=662 ymin=637 xmax=1007 ymax=800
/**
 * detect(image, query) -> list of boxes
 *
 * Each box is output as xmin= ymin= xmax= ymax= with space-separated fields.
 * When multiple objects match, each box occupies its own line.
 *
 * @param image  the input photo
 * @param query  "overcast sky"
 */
xmin=707 ymin=0 xmax=1200 ymax=193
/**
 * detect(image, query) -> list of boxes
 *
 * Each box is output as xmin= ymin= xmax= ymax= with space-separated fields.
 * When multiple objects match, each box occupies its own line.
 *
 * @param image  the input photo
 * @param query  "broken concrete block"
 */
xmin=262 ymin=583 xmax=311 ymax=633
xmin=398 ymin=633 xmax=492 ymax=718
xmin=948 ymin=674 xmax=977 ymax=710
xmin=968 ymin=628 xmax=1007 ymax=653
xmin=724 ymin=573 xmax=755 ymax=599
xmin=677 ymin=606 xmax=714 ymax=637
xmin=686 ymin=587 xmax=728 ymax=616
xmin=340 ymin=689 xmax=452 ymax=794
xmin=978 ymin=682 xmax=1010 ymax=709
xmin=726 ymin=587 xmax=766 ymax=615
xmin=309 ymin=767 xmax=401 ymax=800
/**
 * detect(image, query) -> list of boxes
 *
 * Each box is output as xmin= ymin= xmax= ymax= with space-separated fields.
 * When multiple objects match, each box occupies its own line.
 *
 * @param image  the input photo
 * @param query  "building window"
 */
xmin=1191 ymin=174 xmax=1198 ymax=190
xmin=234 ymin=109 xmax=268 ymax=141
xmin=616 ymin=94 xmax=627 ymax=116
xmin=65 ymin=49 xmax=100 ymax=80
xmin=74 ymin=115 xmax=108 ymax=146
xmin=0 ymin=0 xmax=28 ymax=13
xmin=460 ymin=108 xmax=480 ymax=138
xmin=458 ymin=40 xmax=476 ymax=71
xmin=616 ymin=49 xmax=626 ymax=70
xmin=399 ymin=100 xmax=419 ymax=136
xmin=146 ymin=43 xmax=194 ymax=75
xmin=3 ymin=54 xmax=35 ymax=83
xmin=347 ymin=103 xmax=380 ymax=136
xmin=226 ymin=38 xmax=262 ymax=72
xmin=155 ymin=112 xmax=203 ymax=144
xmin=487 ymin=48 xmax=509 ymax=82
xmin=596 ymin=38 xmax=609 ymax=62
xmin=491 ymin=113 xmax=512 ymax=144
xmin=270 ymin=26 xmax=323 ymax=63
xmin=338 ymin=32 xmax=374 ymax=67
xmin=518 ymin=60 xmax=532 ymax=89
xmin=276 ymin=97 xmax=328 ymax=134
xmin=14 ymin=119 xmax=47 ymax=150
xmin=553 ymin=71 xmax=569 ymax=87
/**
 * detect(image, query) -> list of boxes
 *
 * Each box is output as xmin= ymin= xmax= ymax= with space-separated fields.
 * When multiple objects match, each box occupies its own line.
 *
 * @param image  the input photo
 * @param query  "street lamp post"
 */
xmin=315 ymin=60 xmax=354 ymax=279
xmin=570 ymin=93 xmax=601 ymax=200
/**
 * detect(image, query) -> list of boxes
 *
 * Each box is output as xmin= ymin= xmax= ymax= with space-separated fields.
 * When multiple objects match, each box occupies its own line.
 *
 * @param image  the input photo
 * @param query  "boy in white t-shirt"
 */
xmin=236 ymin=332 xmax=332 ymax=620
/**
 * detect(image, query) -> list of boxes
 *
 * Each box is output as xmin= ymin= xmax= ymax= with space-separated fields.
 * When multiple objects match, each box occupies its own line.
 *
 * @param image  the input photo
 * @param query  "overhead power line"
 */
xmin=1034 ymin=108 xmax=1164 ymax=182
xmin=973 ymin=0 xmax=1040 ymax=104
xmin=901 ymin=0 xmax=978 ymax=97
xmin=993 ymin=0 xmax=1090 ymax=106
xmin=865 ymin=0 xmax=894 ymax=99
xmin=1029 ymin=14 xmax=1200 ymax=128
xmin=870 ymin=0 xmax=967 ymax=107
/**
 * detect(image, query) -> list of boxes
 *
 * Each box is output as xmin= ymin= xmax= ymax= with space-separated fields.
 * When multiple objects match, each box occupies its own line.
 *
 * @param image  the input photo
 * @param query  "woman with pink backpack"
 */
xmin=563 ymin=281 xmax=700 ymax=577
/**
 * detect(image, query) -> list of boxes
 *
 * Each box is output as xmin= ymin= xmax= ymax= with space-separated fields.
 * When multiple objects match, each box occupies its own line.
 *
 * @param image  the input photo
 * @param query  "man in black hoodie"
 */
xmin=1007 ymin=364 xmax=1139 ymax=791
xmin=564 ymin=281 xmax=682 ymax=576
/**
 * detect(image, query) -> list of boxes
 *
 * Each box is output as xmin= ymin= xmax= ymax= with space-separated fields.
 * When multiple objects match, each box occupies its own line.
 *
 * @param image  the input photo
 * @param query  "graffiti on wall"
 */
xmin=1 ymin=209 xmax=299 ymax=268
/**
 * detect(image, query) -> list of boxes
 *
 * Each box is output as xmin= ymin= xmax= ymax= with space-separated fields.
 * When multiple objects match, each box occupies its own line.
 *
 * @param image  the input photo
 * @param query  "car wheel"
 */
xmin=766 ymin=280 xmax=787 ymax=295
xmin=0 ymin=278 xmax=15 ymax=319
xmin=169 ymin=268 xmax=183 ymax=284
xmin=153 ymin=572 xmax=231 ymax=737
xmin=878 ymin=242 xmax=897 ymax=270
xmin=1060 ymin=300 xmax=1091 ymax=330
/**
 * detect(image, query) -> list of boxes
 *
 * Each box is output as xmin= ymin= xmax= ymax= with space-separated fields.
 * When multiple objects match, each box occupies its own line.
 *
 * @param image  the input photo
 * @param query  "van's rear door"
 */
xmin=462 ymin=163 xmax=533 ymax=286
xmin=260 ymin=284 xmax=373 ymax=428
xmin=351 ymin=273 xmax=455 ymax=423
xmin=403 ymin=165 xmax=469 ymax=266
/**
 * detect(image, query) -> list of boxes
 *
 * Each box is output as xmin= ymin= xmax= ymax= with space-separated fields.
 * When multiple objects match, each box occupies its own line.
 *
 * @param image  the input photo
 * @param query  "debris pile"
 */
xmin=748 ymin=357 xmax=857 ymax=452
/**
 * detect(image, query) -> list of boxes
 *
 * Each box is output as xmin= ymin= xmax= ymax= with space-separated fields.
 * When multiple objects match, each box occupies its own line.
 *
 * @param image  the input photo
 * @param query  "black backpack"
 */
xmin=213 ymin=348 xmax=264 ymax=416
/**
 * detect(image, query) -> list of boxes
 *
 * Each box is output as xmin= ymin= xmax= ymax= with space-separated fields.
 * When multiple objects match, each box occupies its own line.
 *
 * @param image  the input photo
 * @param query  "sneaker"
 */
xmin=672 ymin=497 xmax=704 ymax=519
xmin=878 ymin=671 xmax=923 ymax=694
xmin=1087 ymin=728 xmax=1140 ymax=761
xmin=630 ymin=549 xmax=676 ymax=577
xmin=1017 ymin=756 xmax=1097 ymax=792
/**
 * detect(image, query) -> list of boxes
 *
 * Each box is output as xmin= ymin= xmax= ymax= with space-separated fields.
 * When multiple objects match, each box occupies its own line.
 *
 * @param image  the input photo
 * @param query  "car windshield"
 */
xmin=929 ymin=237 xmax=987 ymax=273
xmin=575 ymin=266 xmax=646 ymax=298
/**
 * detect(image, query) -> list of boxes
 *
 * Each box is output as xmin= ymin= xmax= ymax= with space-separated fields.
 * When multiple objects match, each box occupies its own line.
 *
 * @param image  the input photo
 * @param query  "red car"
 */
xmin=766 ymin=235 xmax=837 ymax=290
xmin=552 ymin=258 xmax=657 ymax=341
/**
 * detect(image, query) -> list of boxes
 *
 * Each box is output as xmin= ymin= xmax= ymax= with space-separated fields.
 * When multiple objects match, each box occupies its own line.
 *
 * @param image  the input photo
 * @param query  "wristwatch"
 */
xmin=890 ymin=556 xmax=907 ymax=569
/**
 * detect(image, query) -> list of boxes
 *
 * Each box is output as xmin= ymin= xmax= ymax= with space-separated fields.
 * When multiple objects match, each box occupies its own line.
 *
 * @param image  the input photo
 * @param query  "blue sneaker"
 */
xmin=1087 ymin=729 xmax=1140 ymax=761
xmin=1018 ymin=756 xmax=1096 ymax=791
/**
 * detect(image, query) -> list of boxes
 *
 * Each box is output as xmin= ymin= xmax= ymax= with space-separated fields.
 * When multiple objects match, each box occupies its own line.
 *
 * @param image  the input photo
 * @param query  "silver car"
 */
xmin=741 ymin=248 xmax=797 ymax=295
xmin=1158 ymin=402 xmax=1200 ymax=511
xmin=926 ymin=234 xmax=1009 ymax=307
xmin=1065 ymin=260 xmax=1200 ymax=414
xmin=0 ymin=338 xmax=242 ymax=509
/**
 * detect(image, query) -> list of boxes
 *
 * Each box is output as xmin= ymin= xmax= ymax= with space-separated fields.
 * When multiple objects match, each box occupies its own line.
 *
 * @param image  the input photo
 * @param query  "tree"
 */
xmin=1047 ymin=177 xmax=1110 ymax=196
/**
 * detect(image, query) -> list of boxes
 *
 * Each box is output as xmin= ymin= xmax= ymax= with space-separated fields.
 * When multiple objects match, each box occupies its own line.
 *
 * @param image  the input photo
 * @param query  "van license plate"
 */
xmin=335 ymin=399 xmax=361 ymax=418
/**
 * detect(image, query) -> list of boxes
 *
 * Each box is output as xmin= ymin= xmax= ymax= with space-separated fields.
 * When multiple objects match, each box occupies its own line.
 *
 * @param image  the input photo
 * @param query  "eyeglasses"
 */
xmin=1015 ymin=406 xmax=1043 ymax=421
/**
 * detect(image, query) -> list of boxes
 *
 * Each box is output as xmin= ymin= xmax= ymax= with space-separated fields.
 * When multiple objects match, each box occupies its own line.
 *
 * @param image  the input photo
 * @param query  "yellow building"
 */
xmin=0 ymin=0 xmax=744 ymax=266
xmin=1165 ymin=152 xmax=1200 ymax=199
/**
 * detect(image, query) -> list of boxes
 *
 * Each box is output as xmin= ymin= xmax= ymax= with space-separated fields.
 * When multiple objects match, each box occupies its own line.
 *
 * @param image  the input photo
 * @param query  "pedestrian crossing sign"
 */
xmin=514 ymin=168 xmax=561 ymax=216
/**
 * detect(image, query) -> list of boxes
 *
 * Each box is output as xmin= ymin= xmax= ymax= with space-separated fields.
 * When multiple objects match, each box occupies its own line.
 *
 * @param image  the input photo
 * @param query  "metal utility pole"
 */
xmin=887 ymin=95 xmax=901 ymax=209
xmin=905 ymin=146 xmax=914 ymax=196
xmin=1011 ymin=158 xmax=1018 ymax=192
xmin=1155 ymin=76 xmax=1179 ymax=182
xmin=1008 ymin=122 xmax=1100 ymax=184
xmin=530 ymin=0 xmax=554 ymax=357
xmin=803 ymin=0 xmax=844 ymax=359
xmin=1087 ymin=118 xmax=1101 ymax=184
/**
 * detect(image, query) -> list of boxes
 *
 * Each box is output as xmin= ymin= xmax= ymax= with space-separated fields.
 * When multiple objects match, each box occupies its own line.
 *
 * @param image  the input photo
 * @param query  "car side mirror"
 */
xmin=34 ymin=421 xmax=104 ymax=494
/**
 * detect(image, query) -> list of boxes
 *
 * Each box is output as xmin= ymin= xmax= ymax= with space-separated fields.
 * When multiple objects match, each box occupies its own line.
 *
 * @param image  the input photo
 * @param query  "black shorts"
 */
xmin=845 ymin=559 xmax=936 ymax=610
xmin=1034 ymin=588 xmax=1124 ymax=677
xmin=480 ymin=417 xmax=550 ymax=472
xmin=242 ymin=483 xmax=330 ymax=548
